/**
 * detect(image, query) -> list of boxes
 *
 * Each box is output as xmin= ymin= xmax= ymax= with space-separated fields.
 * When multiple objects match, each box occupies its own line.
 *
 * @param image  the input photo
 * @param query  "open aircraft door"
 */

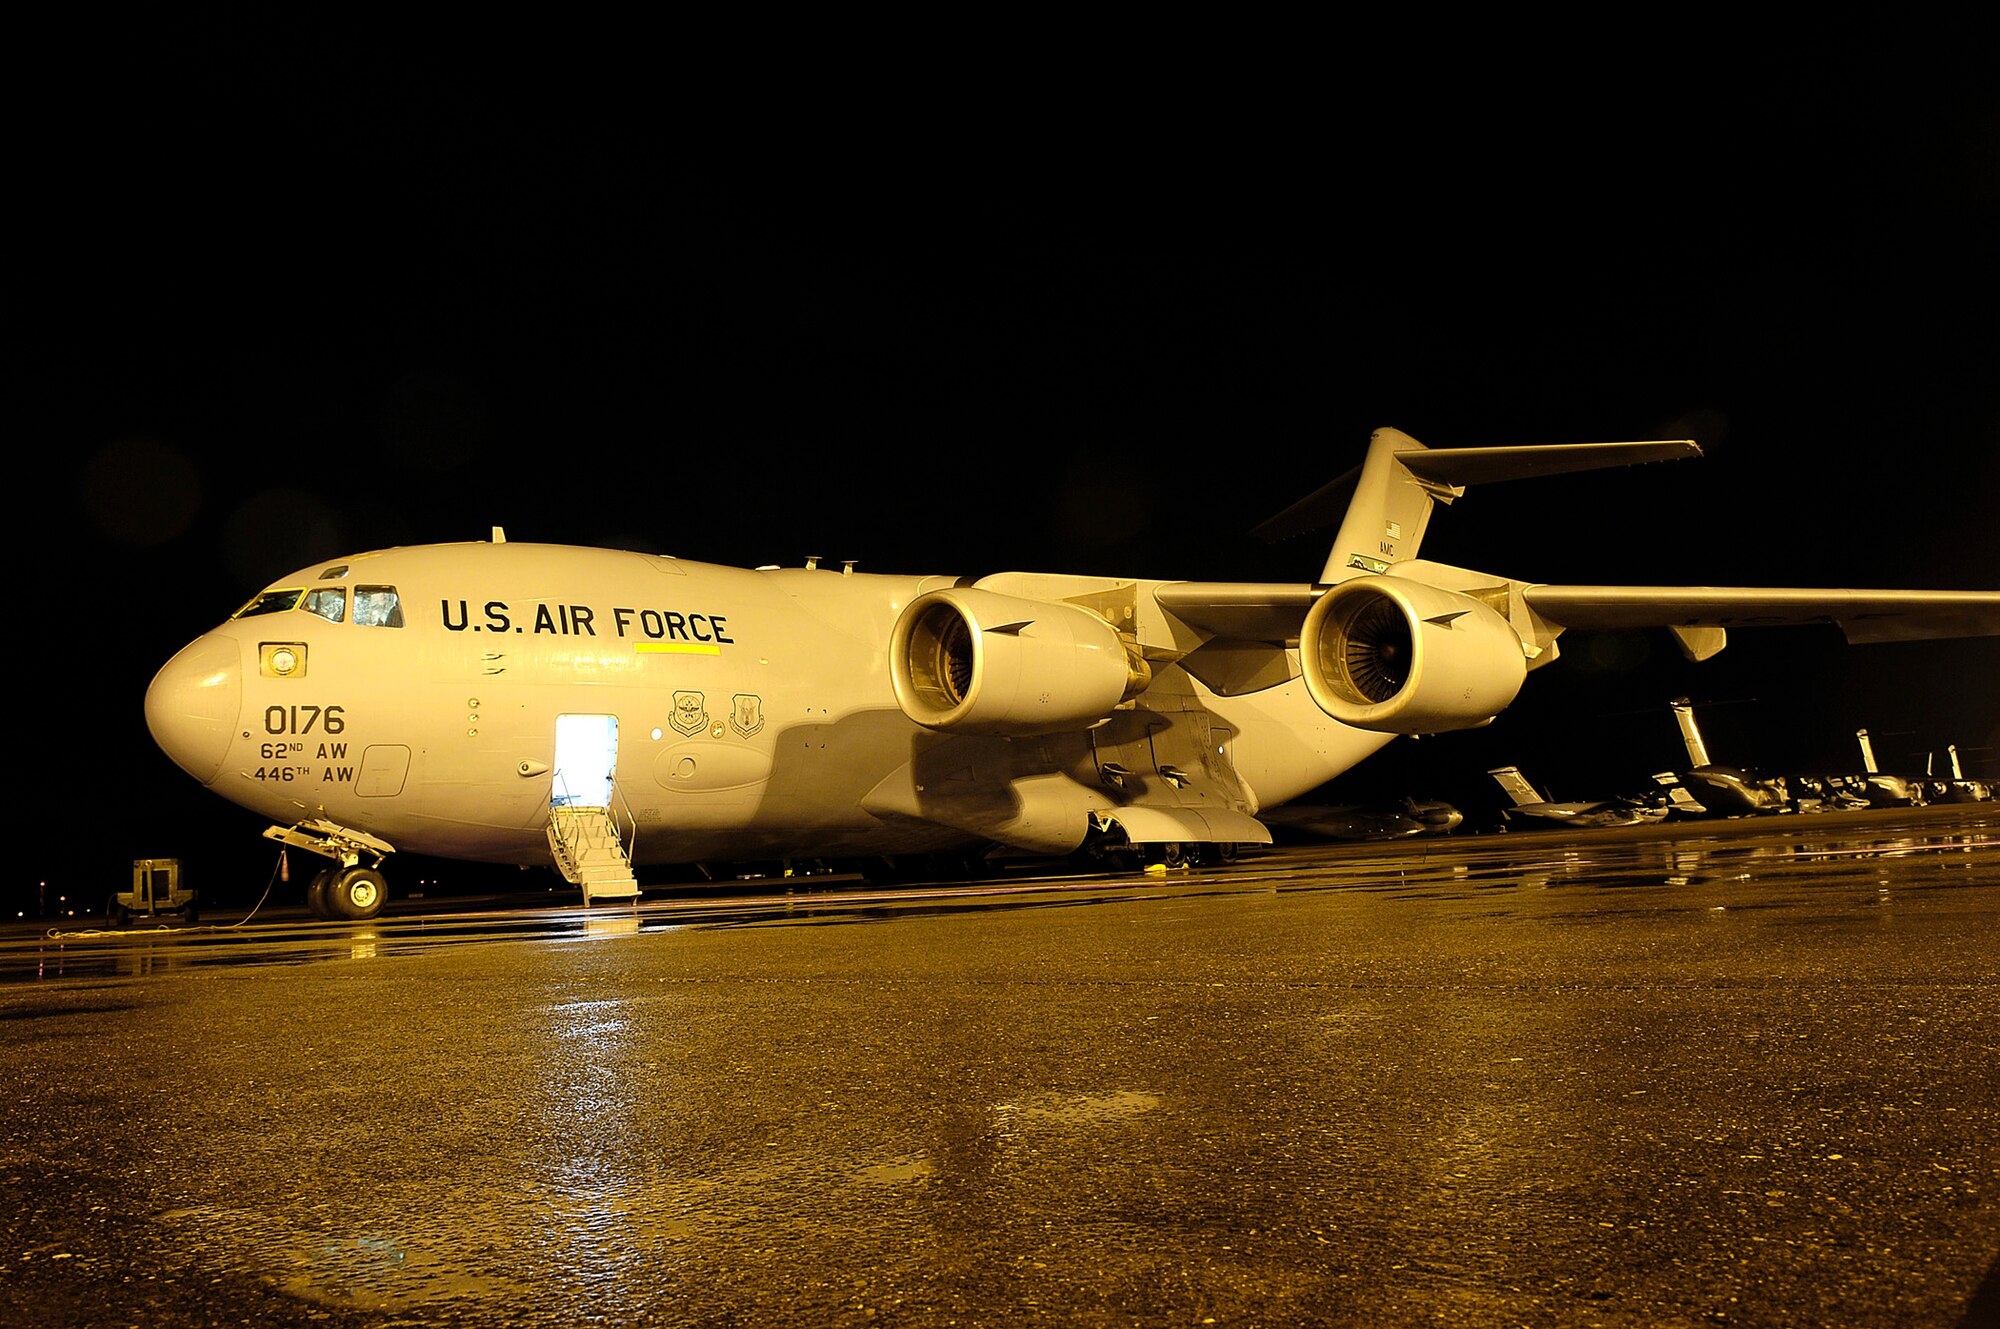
xmin=548 ymin=714 xmax=640 ymax=904
xmin=553 ymin=713 xmax=618 ymax=808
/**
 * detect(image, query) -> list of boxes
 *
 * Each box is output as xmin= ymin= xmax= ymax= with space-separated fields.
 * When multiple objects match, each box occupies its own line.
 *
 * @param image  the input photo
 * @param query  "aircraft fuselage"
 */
xmin=145 ymin=541 xmax=1387 ymax=872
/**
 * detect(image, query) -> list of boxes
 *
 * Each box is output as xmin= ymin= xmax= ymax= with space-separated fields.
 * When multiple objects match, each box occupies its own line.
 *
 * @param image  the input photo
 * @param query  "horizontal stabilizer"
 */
xmin=1523 ymin=585 xmax=2000 ymax=643
xmin=1250 ymin=465 xmax=1362 ymax=544
xmin=1397 ymin=440 xmax=1701 ymax=486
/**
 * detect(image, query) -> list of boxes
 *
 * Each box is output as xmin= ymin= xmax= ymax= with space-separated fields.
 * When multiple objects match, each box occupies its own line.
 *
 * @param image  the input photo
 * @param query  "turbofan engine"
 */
xmin=1298 ymin=576 xmax=1527 ymax=733
xmin=890 ymin=587 xmax=1150 ymax=736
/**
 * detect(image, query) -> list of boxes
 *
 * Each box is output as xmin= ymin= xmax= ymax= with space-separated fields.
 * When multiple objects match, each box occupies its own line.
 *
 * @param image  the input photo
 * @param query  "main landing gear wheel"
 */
xmin=323 ymin=867 xmax=388 ymax=921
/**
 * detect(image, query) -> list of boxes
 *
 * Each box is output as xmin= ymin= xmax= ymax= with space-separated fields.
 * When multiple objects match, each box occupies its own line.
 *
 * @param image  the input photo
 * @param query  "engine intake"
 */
xmin=1299 ymin=576 xmax=1526 ymax=733
xmin=890 ymin=588 xmax=1149 ymax=735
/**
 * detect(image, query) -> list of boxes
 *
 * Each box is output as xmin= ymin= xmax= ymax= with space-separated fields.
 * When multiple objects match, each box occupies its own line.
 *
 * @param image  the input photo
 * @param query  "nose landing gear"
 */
xmin=264 ymin=818 xmax=397 ymax=921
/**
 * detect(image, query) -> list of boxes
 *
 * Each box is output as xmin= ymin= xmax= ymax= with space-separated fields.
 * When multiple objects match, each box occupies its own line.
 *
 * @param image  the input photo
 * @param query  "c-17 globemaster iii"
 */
xmin=144 ymin=427 xmax=2000 ymax=919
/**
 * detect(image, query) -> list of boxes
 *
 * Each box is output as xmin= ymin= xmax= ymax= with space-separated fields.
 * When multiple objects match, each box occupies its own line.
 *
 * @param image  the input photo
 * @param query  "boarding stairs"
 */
xmin=547 ymin=804 xmax=641 ymax=905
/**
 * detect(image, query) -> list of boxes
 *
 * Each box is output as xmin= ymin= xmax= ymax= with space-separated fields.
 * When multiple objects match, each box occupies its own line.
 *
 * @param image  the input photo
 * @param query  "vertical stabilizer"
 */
xmin=1951 ymin=745 xmax=1965 ymax=779
xmin=1321 ymin=428 xmax=1449 ymax=584
xmin=1857 ymin=728 xmax=1879 ymax=774
xmin=1671 ymin=699 xmax=1711 ymax=768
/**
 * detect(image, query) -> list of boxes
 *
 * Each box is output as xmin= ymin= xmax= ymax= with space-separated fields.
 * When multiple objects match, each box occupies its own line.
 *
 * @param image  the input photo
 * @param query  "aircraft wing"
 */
xmin=1151 ymin=581 xmax=2000 ymax=648
xmin=1152 ymin=583 xmax=1316 ymax=642
xmin=1521 ymin=585 xmax=2000 ymax=644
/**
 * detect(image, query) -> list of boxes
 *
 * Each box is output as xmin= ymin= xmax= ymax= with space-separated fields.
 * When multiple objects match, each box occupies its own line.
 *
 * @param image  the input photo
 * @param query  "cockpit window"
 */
xmin=234 ymin=588 xmax=305 ymax=619
xmin=304 ymin=587 xmax=346 ymax=623
xmin=231 ymin=584 xmax=401 ymax=626
xmin=354 ymin=585 xmax=404 ymax=628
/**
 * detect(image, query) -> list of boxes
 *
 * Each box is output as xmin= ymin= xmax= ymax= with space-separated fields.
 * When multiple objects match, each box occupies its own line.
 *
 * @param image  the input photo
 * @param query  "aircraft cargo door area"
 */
xmin=548 ymin=714 xmax=641 ymax=904
xmin=553 ymin=714 xmax=618 ymax=808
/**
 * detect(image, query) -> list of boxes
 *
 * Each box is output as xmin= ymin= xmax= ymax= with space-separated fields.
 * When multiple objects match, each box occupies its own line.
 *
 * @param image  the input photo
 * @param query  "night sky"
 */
xmin=17 ymin=15 xmax=1999 ymax=907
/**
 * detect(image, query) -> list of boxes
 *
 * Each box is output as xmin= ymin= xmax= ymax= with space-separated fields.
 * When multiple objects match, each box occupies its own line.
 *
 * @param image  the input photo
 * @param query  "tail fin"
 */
xmin=1671 ymin=698 xmax=1712 ymax=767
xmin=1489 ymin=766 xmax=1544 ymax=806
xmin=1317 ymin=428 xmax=1452 ymax=585
xmin=1253 ymin=427 xmax=1701 ymax=586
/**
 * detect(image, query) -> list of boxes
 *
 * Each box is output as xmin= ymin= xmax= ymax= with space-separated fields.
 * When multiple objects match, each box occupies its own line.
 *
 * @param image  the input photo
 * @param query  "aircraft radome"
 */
xmin=144 ymin=428 xmax=2000 ymax=920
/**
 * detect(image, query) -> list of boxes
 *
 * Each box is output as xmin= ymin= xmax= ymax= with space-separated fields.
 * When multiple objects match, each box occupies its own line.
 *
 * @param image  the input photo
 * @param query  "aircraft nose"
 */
xmin=145 ymin=633 xmax=243 ymax=785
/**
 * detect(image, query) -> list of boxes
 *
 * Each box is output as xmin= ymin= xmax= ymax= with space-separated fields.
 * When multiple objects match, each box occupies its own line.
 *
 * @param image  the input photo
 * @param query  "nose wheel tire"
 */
xmin=324 ymin=867 xmax=388 ymax=920
xmin=306 ymin=868 xmax=334 ymax=919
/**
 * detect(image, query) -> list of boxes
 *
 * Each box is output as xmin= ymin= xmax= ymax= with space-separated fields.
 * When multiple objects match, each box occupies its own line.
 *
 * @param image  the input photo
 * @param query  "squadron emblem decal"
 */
xmin=730 ymin=694 xmax=765 ymax=738
xmin=670 ymin=690 xmax=708 ymax=737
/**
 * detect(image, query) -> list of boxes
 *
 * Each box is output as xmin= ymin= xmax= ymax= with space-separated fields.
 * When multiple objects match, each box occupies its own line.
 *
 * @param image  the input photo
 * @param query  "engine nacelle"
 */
xmin=890 ymin=587 xmax=1149 ymax=736
xmin=1298 ymin=576 xmax=1527 ymax=733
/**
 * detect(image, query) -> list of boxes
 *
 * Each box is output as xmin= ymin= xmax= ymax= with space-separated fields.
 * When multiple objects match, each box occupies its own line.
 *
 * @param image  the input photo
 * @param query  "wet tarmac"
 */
xmin=3 ymin=805 xmax=1998 ymax=1327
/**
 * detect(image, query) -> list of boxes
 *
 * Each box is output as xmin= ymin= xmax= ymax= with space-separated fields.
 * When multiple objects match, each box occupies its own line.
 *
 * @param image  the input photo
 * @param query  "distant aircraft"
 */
xmin=1772 ymin=725 xmax=1930 ymax=812
xmin=1487 ymin=766 xmax=1668 ymax=829
xmin=1646 ymin=771 xmax=1715 ymax=817
xmin=1664 ymin=698 xmax=1795 ymax=816
xmin=1259 ymin=796 xmax=1464 ymax=841
xmin=1782 ymin=773 xmax=1874 ymax=814
xmin=1846 ymin=728 xmax=1927 ymax=807
xmin=144 ymin=427 xmax=2000 ymax=918
xmin=1926 ymin=745 xmax=1995 ymax=804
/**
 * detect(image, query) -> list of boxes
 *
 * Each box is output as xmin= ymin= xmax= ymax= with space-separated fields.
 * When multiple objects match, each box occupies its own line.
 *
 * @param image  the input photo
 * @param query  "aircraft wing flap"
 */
xmin=1153 ymin=582 xmax=1317 ymax=642
xmin=1522 ymin=585 xmax=2000 ymax=642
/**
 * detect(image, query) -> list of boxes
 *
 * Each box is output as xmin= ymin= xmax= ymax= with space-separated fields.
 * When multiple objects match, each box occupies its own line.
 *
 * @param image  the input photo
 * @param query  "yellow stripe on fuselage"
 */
xmin=636 ymin=642 xmax=723 ymax=655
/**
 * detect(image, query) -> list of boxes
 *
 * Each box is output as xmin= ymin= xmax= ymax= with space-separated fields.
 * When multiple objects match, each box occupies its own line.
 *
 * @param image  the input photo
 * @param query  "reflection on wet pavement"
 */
xmin=14 ymin=811 xmax=1999 ymax=986
xmin=155 ymin=1205 xmax=526 ymax=1312
xmin=2 ymin=804 xmax=1996 ymax=1327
